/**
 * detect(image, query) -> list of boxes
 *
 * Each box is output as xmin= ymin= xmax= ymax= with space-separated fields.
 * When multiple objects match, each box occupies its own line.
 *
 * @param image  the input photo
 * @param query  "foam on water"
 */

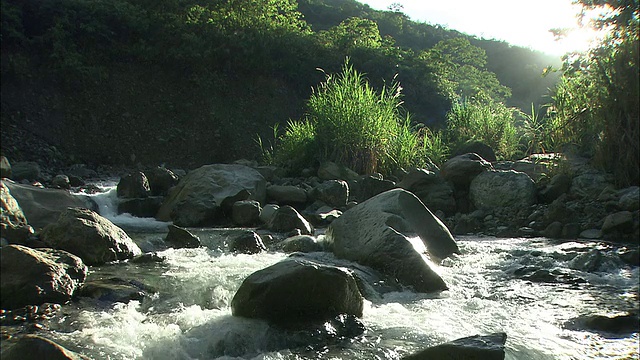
xmin=43 ymin=235 xmax=638 ymax=359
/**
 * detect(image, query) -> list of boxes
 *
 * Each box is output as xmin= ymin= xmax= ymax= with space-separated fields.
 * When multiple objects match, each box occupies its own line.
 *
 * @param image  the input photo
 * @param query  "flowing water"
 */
xmin=8 ymin=186 xmax=640 ymax=359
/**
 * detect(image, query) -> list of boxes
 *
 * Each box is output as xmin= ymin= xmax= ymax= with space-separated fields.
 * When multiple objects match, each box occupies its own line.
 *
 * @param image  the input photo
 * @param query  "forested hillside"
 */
xmin=0 ymin=0 xmax=563 ymax=169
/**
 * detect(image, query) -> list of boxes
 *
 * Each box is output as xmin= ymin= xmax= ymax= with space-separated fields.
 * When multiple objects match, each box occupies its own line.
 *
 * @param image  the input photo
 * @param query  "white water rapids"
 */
xmin=34 ymin=187 xmax=640 ymax=359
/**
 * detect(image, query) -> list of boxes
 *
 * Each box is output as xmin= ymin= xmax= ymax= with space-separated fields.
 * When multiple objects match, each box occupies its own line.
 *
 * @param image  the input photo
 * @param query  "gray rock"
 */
xmin=602 ymin=211 xmax=633 ymax=233
xmin=1 ymin=245 xmax=87 ymax=309
xmin=10 ymin=161 xmax=42 ymax=182
xmin=618 ymin=186 xmax=639 ymax=211
xmin=1 ymin=334 xmax=90 ymax=360
xmin=40 ymin=208 xmax=141 ymax=265
xmin=3 ymin=181 xmax=95 ymax=230
xmin=51 ymin=175 xmax=71 ymax=190
xmin=268 ymin=205 xmax=313 ymax=235
xmin=539 ymin=174 xmax=571 ymax=203
xmin=77 ymin=277 xmax=152 ymax=304
xmin=229 ymin=231 xmax=267 ymax=254
xmin=1 ymin=181 xmax=34 ymax=244
xmin=165 ymin=224 xmax=201 ymax=248
xmin=281 ymin=235 xmax=324 ymax=253
xmin=259 ymin=204 xmax=279 ymax=224
xmin=317 ymin=161 xmax=359 ymax=181
xmin=349 ymin=175 xmax=395 ymax=202
xmin=579 ymin=229 xmax=602 ymax=239
xmin=570 ymin=172 xmax=612 ymax=199
xmin=117 ymin=171 xmax=151 ymax=199
xmin=0 ymin=156 xmax=11 ymax=179
xmin=156 ymin=164 xmax=266 ymax=227
xmin=310 ymin=180 xmax=349 ymax=208
xmin=453 ymin=140 xmax=497 ymax=162
xmin=326 ymin=189 xmax=459 ymax=293
xmin=470 ymin=170 xmax=535 ymax=210
xmin=403 ymin=332 xmax=507 ymax=360
xmin=231 ymin=257 xmax=363 ymax=326
xmin=231 ymin=200 xmax=262 ymax=226
xmin=66 ymin=164 xmax=98 ymax=179
xmin=543 ymin=221 xmax=563 ymax=239
xmin=398 ymin=169 xmax=456 ymax=215
xmin=266 ymin=185 xmax=308 ymax=205
xmin=441 ymin=153 xmax=493 ymax=188
xmin=146 ymin=166 xmax=179 ymax=196
xmin=562 ymin=223 xmax=581 ymax=239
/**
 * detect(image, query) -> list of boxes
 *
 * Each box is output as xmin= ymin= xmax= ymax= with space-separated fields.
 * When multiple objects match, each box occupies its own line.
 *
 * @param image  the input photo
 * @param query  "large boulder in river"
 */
xmin=268 ymin=205 xmax=313 ymax=235
xmin=403 ymin=332 xmax=507 ymax=360
xmin=470 ymin=170 xmax=536 ymax=210
xmin=164 ymin=224 xmax=201 ymax=248
xmin=146 ymin=166 xmax=179 ymax=196
xmin=117 ymin=171 xmax=151 ymax=198
xmin=1 ymin=181 xmax=34 ymax=244
xmin=326 ymin=189 xmax=459 ymax=293
xmin=231 ymin=257 xmax=363 ymax=327
xmin=397 ymin=168 xmax=456 ymax=215
xmin=266 ymin=184 xmax=308 ymax=205
xmin=156 ymin=164 xmax=266 ymax=227
xmin=40 ymin=208 xmax=141 ymax=266
xmin=3 ymin=181 xmax=95 ymax=230
xmin=1 ymin=245 xmax=87 ymax=309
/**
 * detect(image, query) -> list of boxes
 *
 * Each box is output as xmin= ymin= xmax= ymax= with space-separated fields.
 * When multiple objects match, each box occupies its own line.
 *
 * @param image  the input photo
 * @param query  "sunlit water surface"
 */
xmin=26 ymin=186 xmax=640 ymax=359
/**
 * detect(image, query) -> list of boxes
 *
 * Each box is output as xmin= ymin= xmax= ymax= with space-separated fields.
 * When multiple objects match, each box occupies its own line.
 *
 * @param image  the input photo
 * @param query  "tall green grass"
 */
xmin=264 ymin=60 xmax=433 ymax=175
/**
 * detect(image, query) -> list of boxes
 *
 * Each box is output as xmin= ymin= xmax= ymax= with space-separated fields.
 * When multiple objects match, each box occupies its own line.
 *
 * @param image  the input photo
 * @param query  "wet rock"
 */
xmin=308 ymin=205 xmax=342 ymax=226
xmin=259 ymin=204 xmax=279 ymax=224
xmin=1 ymin=334 xmax=90 ymax=360
xmin=1 ymin=245 xmax=87 ymax=309
xmin=310 ymin=180 xmax=348 ymax=208
xmin=165 ymin=224 xmax=201 ymax=249
xmin=118 ymin=196 xmax=163 ymax=218
xmin=231 ymin=200 xmax=261 ymax=226
xmin=327 ymin=189 xmax=459 ymax=293
xmin=130 ymin=252 xmax=165 ymax=264
xmin=1 ymin=181 xmax=34 ymax=244
xmin=40 ymin=208 xmax=141 ymax=265
xmin=281 ymin=235 xmax=323 ymax=253
xmin=514 ymin=266 xmax=585 ymax=285
xmin=268 ymin=205 xmax=313 ymax=235
xmin=617 ymin=186 xmax=639 ymax=211
xmin=441 ymin=153 xmax=493 ymax=188
xmin=231 ymin=257 xmax=363 ymax=326
xmin=51 ymin=174 xmax=71 ymax=190
xmin=562 ymin=222 xmax=581 ymax=239
xmin=229 ymin=231 xmax=267 ymax=254
xmin=566 ymin=312 xmax=639 ymax=334
xmin=156 ymin=164 xmax=266 ymax=227
xmin=77 ymin=277 xmax=153 ymax=303
xmin=3 ymin=181 xmax=95 ymax=230
xmin=146 ymin=166 xmax=179 ymax=196
xmin=266 ymin=184 xmax=308 ymax=205
xmin=317 ymin=161 xmax=359 ymax=181
xmin=117 ymin=171 xmax=151 ymax=199
xmin=470 ymin=170 xmax=535 ymax=210
xmin=0 ymin=156 xmax=11 ymax=178
xmin=579 ymin=229 xmax=602 ymax=239
xmin=403 ymin=332 xmax=507 ymax=360
xmin=66 ymin=164 xmax=98 ymax=180
xmin=617 ymin=248 xmax=640 ymax=266
xmin=10 ymin=161 xmax=42 ymax=182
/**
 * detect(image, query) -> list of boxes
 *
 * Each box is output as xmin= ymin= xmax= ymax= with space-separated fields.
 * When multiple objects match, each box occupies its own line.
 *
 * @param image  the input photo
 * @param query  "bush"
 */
xmin=445 ymin=94 xmax=519 ymax=160
xmin=268 ymin=60 xmax=428 ymax=175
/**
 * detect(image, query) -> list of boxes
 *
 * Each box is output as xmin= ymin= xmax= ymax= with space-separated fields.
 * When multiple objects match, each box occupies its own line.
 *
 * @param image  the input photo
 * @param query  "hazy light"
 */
xmin=356 ymin=0 xmax=608 ymax=56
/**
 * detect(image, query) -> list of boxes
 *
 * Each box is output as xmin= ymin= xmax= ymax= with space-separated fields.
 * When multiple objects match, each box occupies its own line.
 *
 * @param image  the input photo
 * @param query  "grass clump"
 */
xmin=261 ymin=60 xmax=432 ymax=175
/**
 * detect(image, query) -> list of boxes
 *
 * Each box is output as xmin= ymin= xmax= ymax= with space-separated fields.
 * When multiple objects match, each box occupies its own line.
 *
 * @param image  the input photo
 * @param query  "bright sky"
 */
xmin=357 ymin=0 xmax=604 ymax=56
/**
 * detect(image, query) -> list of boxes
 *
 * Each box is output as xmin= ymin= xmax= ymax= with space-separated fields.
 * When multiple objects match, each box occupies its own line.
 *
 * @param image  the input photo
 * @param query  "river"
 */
xmin=14 ymin=185 xmax=640 ymax=359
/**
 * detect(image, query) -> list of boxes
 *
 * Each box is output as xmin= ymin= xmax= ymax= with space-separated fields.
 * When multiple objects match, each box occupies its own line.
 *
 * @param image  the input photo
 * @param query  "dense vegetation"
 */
xmin=1 ymin=0 xmax=636 ymax=186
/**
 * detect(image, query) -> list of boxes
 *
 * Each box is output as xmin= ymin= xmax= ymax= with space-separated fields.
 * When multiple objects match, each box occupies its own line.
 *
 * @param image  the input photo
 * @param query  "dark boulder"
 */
xmin=118 ymin=196 xmax=164 ymax=218
xmin=268 ymin=205 xmax=313 ymax=235
xmin=229 ymin=231 xmax=267 ymax=254
xmin=117 ymin=171 xmax=151 ymax=199
xmin=403 ymin=332 xmax=507 ymax=360
xmin=231 ymin=200 xmax=261 ymax=226
xmin=165 ymin=224 xmax=201 ymax=248
xmin=231 ymin=257 xmax=363 ymax=327
xmin=441 ymin=153 xmax=493 ymax=188
xmin=1 ymin=181 xmax=34 ymax=244
xmin=146 ymin=166 xmax=179 ymax=196
xmin=1 ymin=334 xmax=90 ymax=360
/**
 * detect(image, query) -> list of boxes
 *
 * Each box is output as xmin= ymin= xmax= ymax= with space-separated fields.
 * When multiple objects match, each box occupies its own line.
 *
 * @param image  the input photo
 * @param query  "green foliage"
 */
xmin=446 ymin=95 xmax=520 ymax=160
xmin=549 ymin=0 xmax=639 ymax=186
xmin=272 ymin=60 xmax=427 ymax=175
